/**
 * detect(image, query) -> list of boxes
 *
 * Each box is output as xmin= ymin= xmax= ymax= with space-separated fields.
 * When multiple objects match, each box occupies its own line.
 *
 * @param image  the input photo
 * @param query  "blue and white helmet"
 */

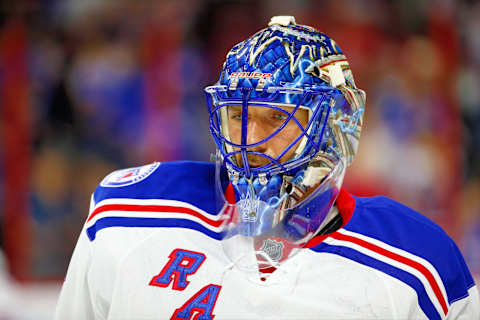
xmin=205 ymin=16 xmax=365 ymax=272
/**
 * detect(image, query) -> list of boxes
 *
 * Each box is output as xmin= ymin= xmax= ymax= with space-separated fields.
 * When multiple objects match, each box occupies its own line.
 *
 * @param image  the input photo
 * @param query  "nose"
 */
xmin=246 ymin=118 xmax=268 ymax=152
xmin=243 ymin=118 xmax=270 ymax=169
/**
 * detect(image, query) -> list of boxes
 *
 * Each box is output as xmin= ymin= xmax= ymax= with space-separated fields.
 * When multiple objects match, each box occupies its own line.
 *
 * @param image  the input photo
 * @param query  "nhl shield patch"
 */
xmin=260 ymin=239 xmax=285 ymax=262
xmin=100 ymin=162 xmax=160 ymax=187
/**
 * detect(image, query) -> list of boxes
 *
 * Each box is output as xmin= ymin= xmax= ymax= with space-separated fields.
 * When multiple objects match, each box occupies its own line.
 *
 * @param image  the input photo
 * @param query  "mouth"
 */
xmin=235 ymin=153 xmax=271 ymax=168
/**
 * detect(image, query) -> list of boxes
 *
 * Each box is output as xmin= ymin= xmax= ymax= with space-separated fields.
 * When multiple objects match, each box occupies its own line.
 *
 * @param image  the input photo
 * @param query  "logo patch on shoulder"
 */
xmin=100 ymin=162 xmax=160 ymax=187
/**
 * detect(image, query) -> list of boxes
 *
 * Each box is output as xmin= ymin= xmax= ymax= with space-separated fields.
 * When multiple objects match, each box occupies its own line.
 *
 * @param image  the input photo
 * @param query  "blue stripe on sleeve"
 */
xmin=348 ymin=195 xmax=475 ymax=305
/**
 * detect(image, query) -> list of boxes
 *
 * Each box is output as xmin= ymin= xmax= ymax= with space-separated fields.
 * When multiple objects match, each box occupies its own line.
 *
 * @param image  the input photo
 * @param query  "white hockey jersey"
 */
xmin=55 ymin=161 xmax=480 ymax=319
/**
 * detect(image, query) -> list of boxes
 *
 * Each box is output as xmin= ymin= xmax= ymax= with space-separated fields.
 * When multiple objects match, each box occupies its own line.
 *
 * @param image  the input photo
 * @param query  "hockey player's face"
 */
xmin=227 ymin=105 xmax=309 ymax=168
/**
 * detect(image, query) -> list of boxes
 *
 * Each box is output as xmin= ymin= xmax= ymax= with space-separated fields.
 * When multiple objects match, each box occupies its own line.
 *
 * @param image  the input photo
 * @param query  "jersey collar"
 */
xmin=304 ymin=188 xmax=356 ymax=248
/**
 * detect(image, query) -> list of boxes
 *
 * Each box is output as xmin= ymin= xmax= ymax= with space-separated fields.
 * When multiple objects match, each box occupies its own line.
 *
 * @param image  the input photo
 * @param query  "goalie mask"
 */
xmin=204 ymin=16 xmax=365 ymax=273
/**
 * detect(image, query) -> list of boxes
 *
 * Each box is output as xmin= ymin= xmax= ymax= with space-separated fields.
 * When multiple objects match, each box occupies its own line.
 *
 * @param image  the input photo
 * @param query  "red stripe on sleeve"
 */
xmin=330 ymin=231 xmax=448 ymax=315
xmin=87 ymin=204 xmax=222 ymax=228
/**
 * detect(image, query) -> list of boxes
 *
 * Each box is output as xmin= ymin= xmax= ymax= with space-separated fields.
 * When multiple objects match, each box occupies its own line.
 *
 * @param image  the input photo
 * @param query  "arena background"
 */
xmin=0 ymin=0 xmax=479 ymax=318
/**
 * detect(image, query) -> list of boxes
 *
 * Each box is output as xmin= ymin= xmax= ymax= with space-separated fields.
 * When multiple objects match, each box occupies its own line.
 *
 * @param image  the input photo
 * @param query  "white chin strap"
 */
xmin=302 ymin=166 xmax=330 ymax=187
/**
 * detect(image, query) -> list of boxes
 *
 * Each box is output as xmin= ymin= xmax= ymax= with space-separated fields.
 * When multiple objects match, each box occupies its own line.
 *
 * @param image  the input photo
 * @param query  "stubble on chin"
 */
xmin=234 ymin=153 xmax=271 ymax=168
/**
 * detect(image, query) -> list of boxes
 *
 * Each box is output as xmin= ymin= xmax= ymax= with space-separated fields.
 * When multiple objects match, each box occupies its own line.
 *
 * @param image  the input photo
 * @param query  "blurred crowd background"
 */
xmin=0 ymin=0 xmax=479 ymax=317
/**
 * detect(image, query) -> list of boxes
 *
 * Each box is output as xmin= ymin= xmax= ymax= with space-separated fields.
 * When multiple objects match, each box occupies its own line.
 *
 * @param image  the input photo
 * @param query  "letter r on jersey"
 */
xmin=149 ymin=249 xmax=206 ymax=291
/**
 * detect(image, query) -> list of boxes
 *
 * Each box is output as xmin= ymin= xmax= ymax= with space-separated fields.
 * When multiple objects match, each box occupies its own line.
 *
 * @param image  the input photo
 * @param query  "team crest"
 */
xmin=260 ymin=239 xmax=285 ymax=262
xmin=238 ymin=192 xmax=260 ymax=223
xmin=100 ymin=162 xmax=160 ymax=187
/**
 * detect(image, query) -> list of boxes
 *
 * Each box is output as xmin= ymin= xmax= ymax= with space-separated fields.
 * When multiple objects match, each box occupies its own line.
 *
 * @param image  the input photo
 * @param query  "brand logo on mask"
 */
xmin=229 ymin=72 xmax=271 ymax=79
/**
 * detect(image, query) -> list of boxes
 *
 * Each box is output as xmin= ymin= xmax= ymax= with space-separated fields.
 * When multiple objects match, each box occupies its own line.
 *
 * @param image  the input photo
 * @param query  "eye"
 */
xmin=230 ymin=113 xmax=242 ymax=120
xmin=273 ymin=112 xmax=288 ymax=121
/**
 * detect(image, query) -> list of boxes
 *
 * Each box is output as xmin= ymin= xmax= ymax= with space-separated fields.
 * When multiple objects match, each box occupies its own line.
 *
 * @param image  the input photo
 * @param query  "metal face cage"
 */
xmin=205 ymin=85 xmax=347 ymax=179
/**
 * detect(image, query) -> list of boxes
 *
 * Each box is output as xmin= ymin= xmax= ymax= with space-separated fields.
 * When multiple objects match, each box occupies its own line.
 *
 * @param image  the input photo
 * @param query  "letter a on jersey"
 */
xmin=171 ymin=284 xmax=222 ymax=320
xmin=149 ymin=249 xmax=206 ymax=291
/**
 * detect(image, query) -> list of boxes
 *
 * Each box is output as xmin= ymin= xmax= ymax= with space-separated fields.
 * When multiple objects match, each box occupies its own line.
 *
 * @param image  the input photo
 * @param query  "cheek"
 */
xmin=227 ymin=121 xmax=241 ymax=144
xmin=270 ymin=124 xmax=303 ymax=153
xmin=281 ymin=121 xmax=304 ymax=141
